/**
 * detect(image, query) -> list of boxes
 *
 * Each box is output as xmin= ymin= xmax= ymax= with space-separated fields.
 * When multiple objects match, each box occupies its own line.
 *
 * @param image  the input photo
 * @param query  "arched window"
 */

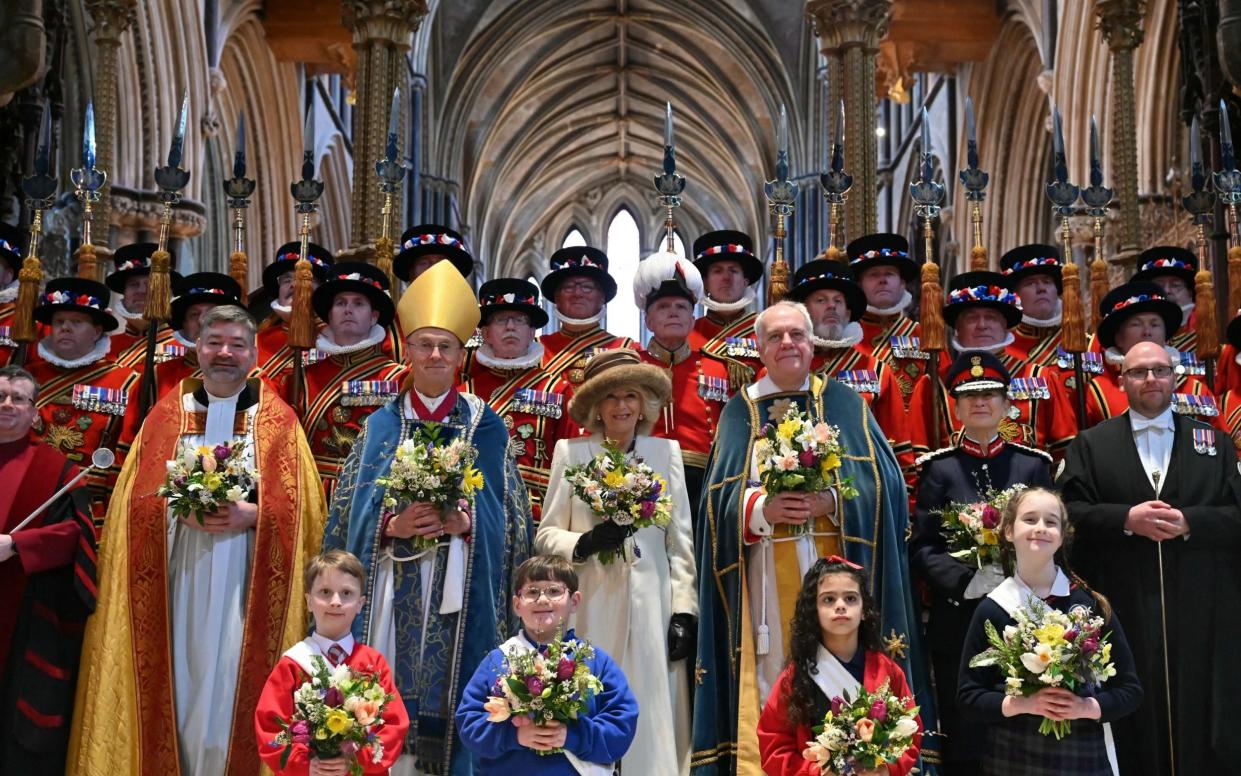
xmin=562 ymin=228 xmax=587 ymax=249
xmin=605 ymin=209 xmax=641 ymax=341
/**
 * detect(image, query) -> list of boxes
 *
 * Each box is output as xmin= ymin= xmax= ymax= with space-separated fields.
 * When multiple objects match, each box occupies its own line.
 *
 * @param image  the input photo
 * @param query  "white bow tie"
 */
xmin=1131 ymin=414 xmax=1173 ymax=433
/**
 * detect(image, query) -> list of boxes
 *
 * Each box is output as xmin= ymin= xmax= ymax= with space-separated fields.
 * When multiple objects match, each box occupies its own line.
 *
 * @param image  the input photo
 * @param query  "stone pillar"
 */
xmin=83 ymin=0 xmax=137 ymax=251
xmin=1096 ymin=0 xmax=1145 ymax=263
xmin=341 ymin=0 xmax=427 ymax=256
xmin=806 ymin=0 xmax=892 ymax=237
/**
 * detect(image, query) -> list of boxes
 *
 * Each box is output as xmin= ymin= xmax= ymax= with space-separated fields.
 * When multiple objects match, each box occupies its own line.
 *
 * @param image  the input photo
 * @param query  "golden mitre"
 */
xmin=396 ymin=259 xmax=481 ymax=343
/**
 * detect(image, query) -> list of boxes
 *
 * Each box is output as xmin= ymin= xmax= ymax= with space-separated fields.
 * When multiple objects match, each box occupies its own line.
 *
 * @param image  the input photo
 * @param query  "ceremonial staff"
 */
xmin=910 ymin=106 xmax=946 ymax=448
xmin=960 ymin=97 xmax=990 ymax=271
xmin=138 ymin=90 xmax=189 ymax=415
xmin=655 ymin=101 xmax=685 ymax=253
xmin=374 ymin=88 xmax=407 ymax=292
xmin=1183 ymin=115 xmax=1218 ymax=390
xmin=289 ymin=105 xmax=325 ymax=411
xmin=224 ymin=111 xmax=255 ymax=303
xmin=14 ymin=103 xmax=57 ymax=364
xmin=1215 ymin=99 xmax=1241 ymax=316
xmin=1081 ymin=117 xmax=1115 ymax=333
xmin=819 ymin=99 xmax=850 ymax=260
xmin=1044 ymin=104 xmax=1087 ymax=428
xmin=70 ymin=102 xmax=105 ymax=281
xmin=764 ymin=104 xmax=795 ymax=304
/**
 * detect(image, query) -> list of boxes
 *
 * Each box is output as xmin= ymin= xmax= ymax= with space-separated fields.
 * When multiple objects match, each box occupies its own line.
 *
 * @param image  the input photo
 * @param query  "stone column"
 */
xmin=341 ymin=0 xmax=427 ymax=258
xmin=806 ymin=0 xmax=892 ymax=237
xmin=1096 ymin=0 xmax=1145 ymax=263
xmin=83 ymin=0 xmax=136 ymax=252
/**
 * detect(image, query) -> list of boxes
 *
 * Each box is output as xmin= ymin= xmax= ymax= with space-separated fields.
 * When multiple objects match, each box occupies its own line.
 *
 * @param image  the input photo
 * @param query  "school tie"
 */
xmin=327 ymin=644 xmax=347 ymax=667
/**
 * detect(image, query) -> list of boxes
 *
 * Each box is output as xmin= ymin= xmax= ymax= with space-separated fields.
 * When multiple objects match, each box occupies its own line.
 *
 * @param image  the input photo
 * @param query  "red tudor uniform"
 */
xmin=104 ymin=243 xmax=181 ymax=372
xmin=0 ymin=223 xmax=31 ymax=366
xmin=1000 ymin=243 xmax=1069 ymax=371
xmin=253 ymin=240 xmax=336 ymax=373
xmin=26 ymin=278 xmax=141 ymax=527
xmin=254 ymin=639 xmax=410 ymax=775
xmin=689 ymin=230 xmax=766 ymax=392
xmin=1221 ymin=389 xmax=1241 ymax=454
xmin=1132 ymin=245 xmax=1200 ymax=356
xmin=1219 ymin=314 xmax=1241 ymax=411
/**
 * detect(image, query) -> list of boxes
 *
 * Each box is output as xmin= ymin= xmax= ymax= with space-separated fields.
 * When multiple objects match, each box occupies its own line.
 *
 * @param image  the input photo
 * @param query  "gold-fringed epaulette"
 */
xmin=726 ymin=360 xmax=755 ymax=392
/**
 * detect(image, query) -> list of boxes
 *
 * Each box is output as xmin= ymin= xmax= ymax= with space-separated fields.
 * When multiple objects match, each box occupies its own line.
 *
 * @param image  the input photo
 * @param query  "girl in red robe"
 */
xmin=757 ymin=557 xmax=922 ymax=776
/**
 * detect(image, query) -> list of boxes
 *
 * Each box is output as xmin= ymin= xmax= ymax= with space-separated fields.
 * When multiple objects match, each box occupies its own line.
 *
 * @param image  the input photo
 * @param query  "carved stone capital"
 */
xmin=1096 ymin=0 xmax=1145 ymax=52
xmin=84 ymin=0 xmax=137 ymax=44
xmin=806 ymin=0 xmax=891 ymax=52
xmin=342 ymin=0 xmax=428 ymax=47
xmin=109 ymin=186 xmax=207 ymax=240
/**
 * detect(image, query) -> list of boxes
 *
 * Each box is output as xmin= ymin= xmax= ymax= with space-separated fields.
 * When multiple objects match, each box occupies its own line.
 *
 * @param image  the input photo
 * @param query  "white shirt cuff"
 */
xmin=746 ymin=489 xmax=771 ymax=537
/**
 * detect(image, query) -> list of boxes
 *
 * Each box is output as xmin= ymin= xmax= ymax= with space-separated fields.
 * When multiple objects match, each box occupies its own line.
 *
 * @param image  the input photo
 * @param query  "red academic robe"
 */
xmin=254 ymin=641 xmax=410 ymax=775
xmin=756 ymin=650 xmax=922 ymax=776
xmin=0 ymin=437 xmax=96 ymax=771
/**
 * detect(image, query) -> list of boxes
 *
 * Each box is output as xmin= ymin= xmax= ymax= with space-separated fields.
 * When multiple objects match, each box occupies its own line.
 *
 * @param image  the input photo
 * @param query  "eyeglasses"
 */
xmin=489 ymin=314 xmax=531 ymax=329
xmin=1122 ymin=365 xmax=1175 ymax=380
xmin=0 ymin=393 xmax=34 ymax=407
xmin=559 ymin=281 xmax=600 ymax=294
xmin=517 ymin=585 xmax=569 ymax=603
xmin=408 ymin=341 xmax=461 ymax=357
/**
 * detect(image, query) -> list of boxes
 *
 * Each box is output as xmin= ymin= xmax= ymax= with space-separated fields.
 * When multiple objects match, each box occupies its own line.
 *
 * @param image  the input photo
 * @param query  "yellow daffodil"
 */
xmin=980 ymin=529 xmax=999 ymax=546
xmin=604 ymin=470 xmax=627 ymax=488
xmin=202 ymin=472 xmax=223 ymax=492
xmin=325 ymin=708 xmax=353 ymax=735
xmin=820 ymin=454 xmax=841 ymax=476
xmin=463 ymin=467 xmax=484 ymax=493
xmin=1033 ymin=623 xmax=1067 ymax=646
xmin=777 ymin=417 xmax=800 ymax=442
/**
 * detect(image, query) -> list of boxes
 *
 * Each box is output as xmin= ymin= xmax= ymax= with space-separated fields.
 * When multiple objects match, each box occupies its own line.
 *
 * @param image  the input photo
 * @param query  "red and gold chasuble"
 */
xmin=66 ymin=378 xmax=325 ymax=776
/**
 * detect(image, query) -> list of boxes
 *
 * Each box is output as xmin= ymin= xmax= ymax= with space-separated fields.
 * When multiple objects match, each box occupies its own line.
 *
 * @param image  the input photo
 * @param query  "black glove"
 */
xmin=667 ymin=613 xmax=698 ymax=661
xmin=572 ymin=520 xmax=631 ymax=561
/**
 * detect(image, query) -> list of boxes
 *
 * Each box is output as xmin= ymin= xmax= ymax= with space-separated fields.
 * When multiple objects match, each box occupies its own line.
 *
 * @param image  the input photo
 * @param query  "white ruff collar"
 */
xmin=37 ymin=335 xmax=112 ymax=369
xmin=553 ymin=309 xmax=602 ymax=327
xmin=1105 ymin=345 xmax=1181 ymax=368
xmin=270 ymin=300 xmax=292 ymax=318
xmin=1021 ymin=299 xmax=1062 ymax=328
xmin=476 ymin=341 xmax=544 ymax=370
xmin=812 ymin=321 xmax=863 ymax=350
xmin=951 ymin=331 xmax=1015 ymax=355
xmin=1181 ymin=302 xmax=1196 ymax=316
xmin=315 ymin=324 xmax=386 ymax=356
xmin=0 ymin=281 xmax=19 ymax=304
xmin=173 ymin=329 xmax=197 ymax=349
xmin=701 ymin=286 xmax=757 ymax=314
xmin=866 ymin=289 xmax=912 ymax=317
xmin=113 ymin=297 xmax=144 ymax=321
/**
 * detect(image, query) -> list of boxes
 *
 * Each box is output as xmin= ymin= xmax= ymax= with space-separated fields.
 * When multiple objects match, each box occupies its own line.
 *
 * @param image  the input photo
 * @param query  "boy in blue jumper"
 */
xmin=455 ymin=555 xmax=638 ymax=774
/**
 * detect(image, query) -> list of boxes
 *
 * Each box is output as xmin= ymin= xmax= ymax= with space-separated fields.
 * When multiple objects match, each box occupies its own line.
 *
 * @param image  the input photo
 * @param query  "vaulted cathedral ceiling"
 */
xmin=425 ymin=0 xmax=809 ymax=279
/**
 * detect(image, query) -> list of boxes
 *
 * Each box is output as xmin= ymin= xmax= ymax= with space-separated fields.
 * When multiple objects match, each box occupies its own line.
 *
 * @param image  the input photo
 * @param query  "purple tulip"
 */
xmin=340 ymin=740 xmax=360 ymax=756
xmin=525 ymin=676 xmax=545 ymax=695
xmin=289 ymin=720 xmax=311 ymax=744
xmin=174 ymin=476 xmax=187 ymax=488
xmin=1081 ymin=637 xmax=1099 ymax=656
xmin=1063 ymin=628 xmax=1079 ymax=643
xmin=831 ymin=696 xmax=844 ymax=716
xmin=981 ymin=505 xmax=1001 ymax=529
xmin=799 ymin=449 xmax=817 ymax=468
xmin=869 ymin=699 xmax=888 ymax=722
xmin=640 ymin=500 xmax=657 ymax=519
xmin=650 ymin=480 xmax=663 ymax=497
xmin=557 ymin=658 xmax=576 ymax=681
xmin=323 ymin=687 xmax=343 ymax=707
xmin=760 ymin=424 xmax=772 ymax=436
xmin=214 ymin=444 xmax=231 ymax=460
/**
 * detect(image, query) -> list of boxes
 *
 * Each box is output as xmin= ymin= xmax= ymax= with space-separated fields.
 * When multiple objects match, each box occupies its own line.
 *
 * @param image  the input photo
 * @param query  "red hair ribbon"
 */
xmin=824 ymin=555 xmax=863 ymax=571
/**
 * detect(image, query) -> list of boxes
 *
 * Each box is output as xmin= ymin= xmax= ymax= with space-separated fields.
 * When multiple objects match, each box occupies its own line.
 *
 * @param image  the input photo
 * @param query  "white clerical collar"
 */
xmin=113 ymin=296 xmax=144 ymax=321
xmin=812 ymin=321 xmax=863 ymax=350
xmin=309 ymin=630 xmax=355 ymax=658
xmin=987 ymin=565 xmax=1072 ymax=617
xmin=866 ymin=290 xmax=912 ymax=317
xmin=475 ymin=341 xmax=544 ymax=371
xmin=270 ymin=300 xmax=292 ymax=318
xmin=553 ymin=309 xmax=602 ymax=327
xmin=0 ymin=281 xmax=17 ymax=304
xmin=204 ymin=385 xmax=245 ymax=445
xmin=36 ymin=335 xmax=111 ymax=369
xmin=1022 ymin=299 xmax=1062 ymax=328
xmin=173 ymin=329 xmax=197 ymax=349
xmin=1128 ymin=406 xmax=1174 ymax=432
xmin=316 ymin=324 xmax=386 ymax=356
xmin=747 ymin=373 xmax=810 ymax=399
xmin=951 ymin=331 xmax=1015 ymax=355
xmin=701 ymin=287 xmax=757 ymax=314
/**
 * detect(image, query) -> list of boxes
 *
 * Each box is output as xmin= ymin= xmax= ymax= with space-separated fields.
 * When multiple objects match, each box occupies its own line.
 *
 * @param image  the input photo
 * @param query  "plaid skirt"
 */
xmin=981 ymin=716 xmax=1112 ymax=776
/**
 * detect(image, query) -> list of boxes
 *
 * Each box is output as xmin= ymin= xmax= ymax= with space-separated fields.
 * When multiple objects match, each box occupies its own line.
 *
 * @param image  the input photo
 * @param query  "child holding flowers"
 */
xmin=757 ymin=557 xmax=922 ymax=776
xmin=455 ymin=555 xmax=638 ymax=774
xmin=254 ymin=550 xmax=409 ymax=775
xmin=957 ymin=487 xmax=1142 ymax=775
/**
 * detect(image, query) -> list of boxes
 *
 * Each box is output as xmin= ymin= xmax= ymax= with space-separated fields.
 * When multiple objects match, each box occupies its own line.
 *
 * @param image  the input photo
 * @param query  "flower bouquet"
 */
xmin=268 ymin=655 xmax=397 ymax=775
xmin=802 ymin=679 xmax=920 ymax=775
xmin=377 ymin=422 xmax=485 ymax=551
xmin=753 ymin=406 xmax=857 ymax=534
xmin=159 ymin=440 xmax=258 ymax=525
xmin=484 ymin=634 xmax=605 ymax=755
xmin=935 ymin=484 xmax=1026 ymax=569
xmin=564 ymin=441 xmax=672 ymax=564
xmin=968 ymin=598 xmax=1117 ymax=738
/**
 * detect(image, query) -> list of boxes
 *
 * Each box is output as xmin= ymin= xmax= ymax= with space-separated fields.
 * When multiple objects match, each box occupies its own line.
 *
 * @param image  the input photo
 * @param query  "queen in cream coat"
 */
xmin=536 ymin=350 xmax=698 ymax=775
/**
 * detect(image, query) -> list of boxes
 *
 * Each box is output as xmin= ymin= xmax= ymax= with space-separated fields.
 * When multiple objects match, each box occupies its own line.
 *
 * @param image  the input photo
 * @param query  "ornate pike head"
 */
xmin=909 ymin=106 xmax=944 ymax=217
xmin=959 ymin=97 xmax=989 ymax=203
xmin=1214 ymin=98 xmax=1241 ymax=205
xmin=1044 ymin=104 xmax=1079 ymax=218
xmin=70 ymin=101 xmax=106 ymax=198
xmin=224 ymin=110 xmax=256 ymax=208
xmin=1183 ymin=114 xmax=1214 ymax=224
xmin=22 ymin=102 xmax=58 ymax=206
xmin=376 ymin=88 xmax=409 ymax=195
xmin=291 ymin=104 xmax=324 ymax=213
xmin=1080 ymin=115 xmax=1114 ymax=217
xmin=153 ymin=89 xmax=191 ymax=204
xmin=820 ymin=100 xmax=851 ymax=201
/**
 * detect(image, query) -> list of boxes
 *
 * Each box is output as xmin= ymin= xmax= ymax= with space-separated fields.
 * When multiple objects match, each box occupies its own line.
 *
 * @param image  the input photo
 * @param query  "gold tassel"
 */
xmin=1228 ymin=245 xmax=1241 ymax=317
xmin=1195 ymin=268 xmax=1220 ymax=359
xmin=145 ymin=249 xmax=172 ymax=322
xmin=1089 ymin=257 xmax=1109 ymax=333
xmin=823 ymin=245 xmax=845 ymax=263
xmin=374 ymin=235 xmax=398 ymax=293
xmin=768 ymin=259 xmax=789 ymax=305
xmin=75 ymin=243 xmax=98 ymax=281
xmin=288 ymin=257 xmax=315 ymax=349
xmin=229 ymin=251 xmax=249 ymax=304
xmin=919 ymin=261 xmax=946 ymax=352
xmin=11 ymin=256 xmax=43 ymax=343
xmin=969 ymin=245 xmax=988 ymax=272
xmin=1060 ymin=261 xmax=1087 ymax=353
